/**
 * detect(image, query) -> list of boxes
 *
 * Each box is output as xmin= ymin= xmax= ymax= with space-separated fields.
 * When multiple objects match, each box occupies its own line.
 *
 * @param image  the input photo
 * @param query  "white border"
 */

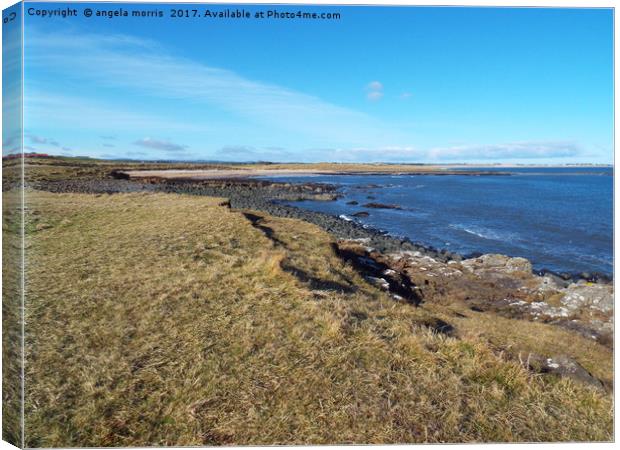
xmin=0 ymin=1 xmax=616 ymax=450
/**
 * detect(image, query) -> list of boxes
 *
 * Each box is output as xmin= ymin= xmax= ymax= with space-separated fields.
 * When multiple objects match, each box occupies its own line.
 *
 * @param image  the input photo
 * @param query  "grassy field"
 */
xmin=2 ymin=186 xmax=23 ymax=447
xmin=19 ymin=189 xmax=612 ymax=446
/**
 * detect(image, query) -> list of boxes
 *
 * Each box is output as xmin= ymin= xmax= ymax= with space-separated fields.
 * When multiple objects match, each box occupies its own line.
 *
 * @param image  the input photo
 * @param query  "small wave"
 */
xmin=339 ymin=214 xmax=353 ymax=222
xmin=449 ymin=223 xmax=519 ymax=243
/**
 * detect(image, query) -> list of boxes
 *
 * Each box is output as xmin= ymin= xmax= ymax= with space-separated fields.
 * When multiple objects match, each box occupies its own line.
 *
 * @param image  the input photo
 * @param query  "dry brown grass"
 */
xmin=2 ymin=186 xmax=23 ymax=447
xmin=21 ymin=190 xmax=612 ymax=446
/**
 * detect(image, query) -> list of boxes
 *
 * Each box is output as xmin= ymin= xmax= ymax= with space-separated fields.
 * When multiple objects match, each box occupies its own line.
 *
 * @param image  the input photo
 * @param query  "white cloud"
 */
xmin=23 ymin=133 xmax=64 ymax=149
xmin=366 ymin=81 xmax=383 ymax=91
xmin=28 ymin=134 xmax=48 ymax=144
xmin=367 ymin=91 xmax=384 ymax=101
xmin=365 ymin=80 xmax=384 ymax=101
xmin=22 ymin=29 xmax=590 ymax=164
xmin=427 ymin=141 xmax=581 ymax=161
xmin=295 ymin=146 xmax=422 ymax=163
xmin=217 ymin=145 xmax=291 ymax=161
xmin=400 ymin=92 xmax=412 ymax=99
xmin=296 ymin=141 xmax=582 ymax=163
xmin=133 ymin=137 xmax=188 ymax=153
xmin=26 ymin=30 xmax=399 ymax=147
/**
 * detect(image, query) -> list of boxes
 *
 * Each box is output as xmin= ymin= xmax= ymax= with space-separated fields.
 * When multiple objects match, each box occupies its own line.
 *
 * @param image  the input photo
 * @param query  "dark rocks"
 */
xmin=31 ymin=179 xmax=156 ymax=194
xmin=109 ymin=170 xmax=130 ymax=180
xmin=526 ymin=353 xmax=604 ymax=391
xmin=579 ymin=272 xmax=592 ymax=281
xmin=354 ymin=183 xmax=381 ymax=189
xmin=352 ymin=211 xmax=370 ymax=218
xmin=346 ymin=200 xmax=359 ymax=205
xmin=334 ymin=243 xmax=422 ymax=306
xmin=421 ymin=318 xmax=456 ymax=337
xmin=535 ymin=270 xmax=570 ymax=288
xmin=362 ymin=202 xmax=402 ymax=210
xmin=538 ymin=268 xmax=611 ymax=284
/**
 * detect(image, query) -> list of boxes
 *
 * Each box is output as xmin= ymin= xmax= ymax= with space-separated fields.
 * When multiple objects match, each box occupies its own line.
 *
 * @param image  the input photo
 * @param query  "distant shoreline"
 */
xmin=120 ymin=165 xmax=612 ymax=182
xmin=121 ymin=167 xmax=512 ymax=180
xmin=4 ymin=153 xmax=612 ymax=169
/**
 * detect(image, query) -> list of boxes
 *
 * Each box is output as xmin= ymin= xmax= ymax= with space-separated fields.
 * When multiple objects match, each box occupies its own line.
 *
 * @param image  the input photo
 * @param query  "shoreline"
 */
xmin=26 ymin=174 xmax=614 ymax=347
xmin=15 ymin=188 xmax=614 ymax=444
xmin=37 ymin=173 xmax=612 ymax=282
xmin=121 ymin=167 xmax=513 ymax=180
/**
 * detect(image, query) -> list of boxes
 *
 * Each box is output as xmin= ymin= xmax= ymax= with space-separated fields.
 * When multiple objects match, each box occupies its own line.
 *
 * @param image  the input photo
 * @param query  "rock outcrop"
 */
xmin=337 ymin=243 xmax=613 ymax=347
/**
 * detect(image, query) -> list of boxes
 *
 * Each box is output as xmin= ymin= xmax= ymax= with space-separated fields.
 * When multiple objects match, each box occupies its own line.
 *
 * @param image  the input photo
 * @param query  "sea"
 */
xmin=261 ymin=167 xmax=613 ymax=277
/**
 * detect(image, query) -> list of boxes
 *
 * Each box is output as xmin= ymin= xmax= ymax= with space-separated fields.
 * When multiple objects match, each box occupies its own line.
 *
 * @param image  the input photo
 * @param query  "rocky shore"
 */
xmin=32 ymin=174 xmax=480 ymax=259
xmin=35 ymin=173 xmax=612 ymax=280
xmin=30 ymin=173 xmax=613 ymax=348
xmin=337 ymin=242 xmax=613 ymax=348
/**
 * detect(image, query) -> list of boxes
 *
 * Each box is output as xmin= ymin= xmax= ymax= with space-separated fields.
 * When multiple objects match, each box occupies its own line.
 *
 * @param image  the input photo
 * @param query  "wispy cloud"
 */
xmin=26 ymin=29 xmax=398 ymax=147
xmin=366 ymin=81 xmax=383 ymax=91
xmin=27 ymin=134 xmax=49 ymax=144
xmin=297 ymin=141 xmax=582 ymax=163
xmin=133 ymin=138 xmax=188 ymax=153
xmin=304 ymin=146 xmax=421 ymax=163
xmin=22 ymin=28 xmax=590 ymax=163
xmin=216 ymin=145 xmax=291 ymax=161
xmin=24 ymin=133 xmax=64 ymax=149
xmin=26 ymin=91 xmax=207 ymax=133
xmin=365 ymin=80 xmax=384 ymax=101
xmin=427 ymin=141 xmax=581 ymax=160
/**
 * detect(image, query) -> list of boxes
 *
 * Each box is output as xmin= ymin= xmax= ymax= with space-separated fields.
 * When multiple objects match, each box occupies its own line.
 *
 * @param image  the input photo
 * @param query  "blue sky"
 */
xmin=10 ymin=3 xmax=614 ymax=163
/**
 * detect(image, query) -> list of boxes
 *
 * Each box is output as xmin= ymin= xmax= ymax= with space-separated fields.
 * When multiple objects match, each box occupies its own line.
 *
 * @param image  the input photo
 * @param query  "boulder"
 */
xmin=362 ymin=202 xmax=402 ymax=210
xmin=420 ymin=318 xmax=456 ymax=337
xmin=527 ymin=354 xmax=604 ymax=391
xmin=561 ymin=282 xmax=613 ymax=313
xmin=461 ymin=254 xmax=532 ymax=274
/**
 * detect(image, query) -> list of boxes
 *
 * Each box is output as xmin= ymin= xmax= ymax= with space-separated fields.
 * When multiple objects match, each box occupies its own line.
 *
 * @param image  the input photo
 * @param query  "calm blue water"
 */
xmin=261 ymin=167 xmax=613 ymax=276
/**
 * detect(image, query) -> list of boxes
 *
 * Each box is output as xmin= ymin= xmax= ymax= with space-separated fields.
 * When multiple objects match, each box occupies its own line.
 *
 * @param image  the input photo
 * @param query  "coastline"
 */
xmin=25 ymin=171 xmax=614 ymax=342
xmin=126 ymin=175 xmax=613 ymax=346
xmin=15 ymin=187 xmax=613 ymax=444
xmin=38 ymin=171 xmax=613 ymax=282
xmin=20 ymin=162 xmax=612 ymax=347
